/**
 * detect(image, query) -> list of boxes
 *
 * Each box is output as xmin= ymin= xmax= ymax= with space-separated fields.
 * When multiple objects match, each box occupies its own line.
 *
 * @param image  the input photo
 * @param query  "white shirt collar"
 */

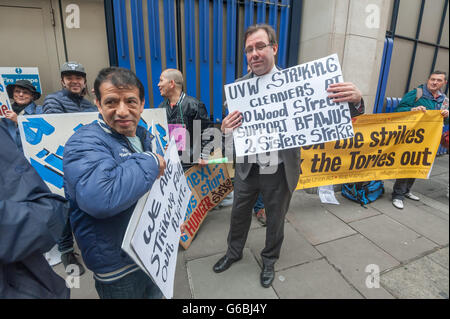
xmin=254 ymin=64 xmax=278 ymax=79
xmin=268 ymin=64 xmax=278 ymax=75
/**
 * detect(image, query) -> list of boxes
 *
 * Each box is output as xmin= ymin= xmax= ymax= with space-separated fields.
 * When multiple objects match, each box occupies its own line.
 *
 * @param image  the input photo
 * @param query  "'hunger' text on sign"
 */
xmin=224 ymin=54 xmax=354 ymax=157
xmin=180 ymin=164 xmax=233 ymax=249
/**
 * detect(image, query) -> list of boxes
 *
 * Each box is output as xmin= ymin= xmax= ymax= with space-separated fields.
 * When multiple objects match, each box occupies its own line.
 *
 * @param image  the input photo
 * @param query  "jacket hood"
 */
xmin=420 ymin=84 xmax=446 ymax=103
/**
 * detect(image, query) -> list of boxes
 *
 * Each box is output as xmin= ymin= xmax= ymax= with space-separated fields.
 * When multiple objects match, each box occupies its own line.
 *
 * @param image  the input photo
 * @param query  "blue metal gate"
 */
xmin=108 ymin=0 xmax=297 ymax=123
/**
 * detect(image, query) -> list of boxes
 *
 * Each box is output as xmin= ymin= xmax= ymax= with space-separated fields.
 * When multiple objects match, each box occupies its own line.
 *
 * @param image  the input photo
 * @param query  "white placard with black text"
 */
xmin=130 ymin=139 xmax=191 ymax=299
xmin=224 ymin=54 xmax=354 ymax=157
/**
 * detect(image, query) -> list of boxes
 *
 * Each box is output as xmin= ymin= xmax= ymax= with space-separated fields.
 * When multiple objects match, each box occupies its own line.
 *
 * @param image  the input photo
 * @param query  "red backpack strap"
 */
xmin=415 ymin=87 xmax=423 ymax=103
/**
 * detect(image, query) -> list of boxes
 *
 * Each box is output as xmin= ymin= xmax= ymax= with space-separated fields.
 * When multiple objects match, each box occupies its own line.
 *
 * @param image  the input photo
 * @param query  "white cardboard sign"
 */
xmin=17 ymin=109 xmax=169 ymax=196
xmin=224 ymin=54 xmax=354 ymax=157
xmin=129 ymin=139 xmax=191 ymax=299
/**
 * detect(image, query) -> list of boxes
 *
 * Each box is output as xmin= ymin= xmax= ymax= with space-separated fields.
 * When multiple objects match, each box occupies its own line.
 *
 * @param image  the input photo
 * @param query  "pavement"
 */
xmin=53 ymin=154 xmax=449 ymax=299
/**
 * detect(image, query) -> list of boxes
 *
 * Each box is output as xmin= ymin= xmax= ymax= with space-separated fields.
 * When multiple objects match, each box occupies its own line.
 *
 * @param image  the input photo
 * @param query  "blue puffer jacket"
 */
xmin=42 ymin=89 xmax=97 ymax=114
xmin=0 ymin=120 xmax=69 ymax=299
xmin=63 ymin=114 xmax=161 ymax=276
xmin=2 ymin=102 xmax=43 ymax=151
xmin=21 ymin=101 xmax=43 ymax=115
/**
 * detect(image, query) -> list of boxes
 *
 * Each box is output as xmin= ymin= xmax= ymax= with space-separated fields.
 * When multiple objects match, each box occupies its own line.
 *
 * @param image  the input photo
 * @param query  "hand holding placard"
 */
xmin=224 ymin=54 xmax=355 ymax=157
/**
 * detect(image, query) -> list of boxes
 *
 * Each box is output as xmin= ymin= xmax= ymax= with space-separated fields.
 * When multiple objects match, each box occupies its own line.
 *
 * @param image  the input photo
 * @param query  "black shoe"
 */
xmin=61 ymin=252 xmax=85 ymax=276
xmin=260 ymin=264 xmax=275 ymax=288
xmin=213 ymin=255 xmax=241 ymax=273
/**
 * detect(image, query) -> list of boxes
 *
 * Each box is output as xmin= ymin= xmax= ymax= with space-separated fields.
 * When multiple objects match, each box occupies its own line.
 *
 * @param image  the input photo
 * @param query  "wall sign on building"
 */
xmin=0 ymin=67 xmax=42 ymax=94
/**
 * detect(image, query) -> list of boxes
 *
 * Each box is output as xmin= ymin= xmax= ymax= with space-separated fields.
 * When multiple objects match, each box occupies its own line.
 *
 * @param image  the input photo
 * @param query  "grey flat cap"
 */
xmin=61 ymin=61 xmax=86 ymax=76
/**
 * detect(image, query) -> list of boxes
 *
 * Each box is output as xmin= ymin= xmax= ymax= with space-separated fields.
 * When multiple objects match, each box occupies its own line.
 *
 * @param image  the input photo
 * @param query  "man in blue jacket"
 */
xmin=43 ymin=61 xmax=97 ymax=114
xmin=43 ymin=62 xmax=97 ymax=275
xmin=63 ymin=67 xmax=166 ymax=299
xmin=0 ymin=120 xmax=69 ymax=299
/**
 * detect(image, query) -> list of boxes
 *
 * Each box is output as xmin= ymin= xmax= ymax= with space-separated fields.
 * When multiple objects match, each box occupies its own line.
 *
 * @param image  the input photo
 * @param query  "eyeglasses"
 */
xmin=244 ymin=42 xmax=273 ymax=55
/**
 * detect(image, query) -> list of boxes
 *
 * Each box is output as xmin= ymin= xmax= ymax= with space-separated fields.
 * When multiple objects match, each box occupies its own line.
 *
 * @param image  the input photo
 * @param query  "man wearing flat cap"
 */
xmin=2 ymin=79 xmax=42 ymax=150
xmin=43 ymin=61 xmax=96 ymax=114
xmin=43 ymin=61 xmax=96 ymax=276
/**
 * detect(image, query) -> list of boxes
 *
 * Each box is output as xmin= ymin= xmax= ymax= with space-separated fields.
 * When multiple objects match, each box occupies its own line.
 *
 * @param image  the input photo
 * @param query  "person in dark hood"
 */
xmin=0 ymin=119 xmax=69 ymax=299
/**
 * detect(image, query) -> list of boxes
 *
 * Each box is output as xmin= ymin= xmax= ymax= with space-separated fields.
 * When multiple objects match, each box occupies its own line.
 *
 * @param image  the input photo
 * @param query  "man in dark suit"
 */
xmin=214 ymin=23 xmax=364 ymax=288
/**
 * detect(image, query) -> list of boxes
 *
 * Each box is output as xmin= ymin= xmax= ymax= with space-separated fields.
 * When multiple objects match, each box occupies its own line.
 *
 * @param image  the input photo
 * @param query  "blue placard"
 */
xmin=1 ymin=67 xmax=42 ymax=93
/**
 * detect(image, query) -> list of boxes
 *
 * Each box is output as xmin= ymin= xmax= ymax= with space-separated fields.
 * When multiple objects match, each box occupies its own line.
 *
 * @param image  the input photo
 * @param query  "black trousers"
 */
xmin=392 ymin=178 xmax=416 ymax=200
xmin=226 ymin=164 xmax=293 ymax=267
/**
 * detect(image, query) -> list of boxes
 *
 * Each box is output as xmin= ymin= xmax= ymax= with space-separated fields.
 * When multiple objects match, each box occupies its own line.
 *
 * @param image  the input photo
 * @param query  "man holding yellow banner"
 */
xmin=296 ymin=71 xmax=448 ymax=210
xmin=391 ymin=70 xmax=448 ymax=209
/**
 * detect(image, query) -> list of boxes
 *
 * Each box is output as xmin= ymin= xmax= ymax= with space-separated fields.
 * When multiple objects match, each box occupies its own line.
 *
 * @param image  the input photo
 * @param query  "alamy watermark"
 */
xmin=365 ymin=264 xmax=380 ymax=289
xmin=65 ymin=4 xmax=80 ymax=29
xmin=365 ymin=4 xmax=380 ymax=29
xmin=65 ymin=265 xmax=81 ymax=289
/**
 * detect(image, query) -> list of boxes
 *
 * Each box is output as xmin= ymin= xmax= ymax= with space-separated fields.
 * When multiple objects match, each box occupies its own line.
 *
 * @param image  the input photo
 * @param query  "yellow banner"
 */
xmin=296 ymin=111 xmax=444 ymax=189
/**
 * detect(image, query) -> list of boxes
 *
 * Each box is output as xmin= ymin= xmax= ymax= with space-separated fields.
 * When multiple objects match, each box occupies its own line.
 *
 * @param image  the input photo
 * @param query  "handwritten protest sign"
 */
xmin=129 ymin=139 xmax=191 ymax=299
xmin=224 ymin=54 xmax=353 ymax=157
xmin=180 ymin=164 xmax=234 ymax=249
xmin=17 ymin=110 xmax=168 ymax=196
xmin=0 ymin=67 xmax=42 ymax=95
xmin=121 ymin=190 xmax=152 ymax=278
xmin=0 ymin=76 xmax=12 ymax=118
xmin=296 ymin=111 xmax=444 ymax=189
